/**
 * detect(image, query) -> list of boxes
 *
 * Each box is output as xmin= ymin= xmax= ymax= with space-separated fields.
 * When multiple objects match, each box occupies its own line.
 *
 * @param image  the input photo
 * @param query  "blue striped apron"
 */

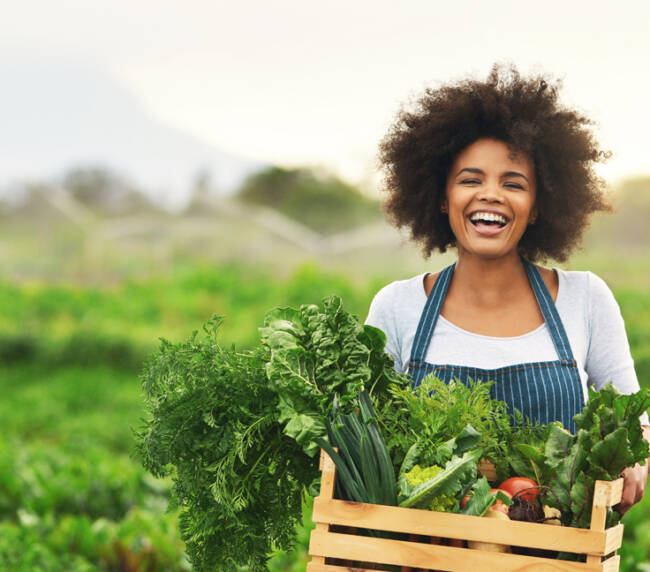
xmin=407 ymin=259 xmax=584 ymax=433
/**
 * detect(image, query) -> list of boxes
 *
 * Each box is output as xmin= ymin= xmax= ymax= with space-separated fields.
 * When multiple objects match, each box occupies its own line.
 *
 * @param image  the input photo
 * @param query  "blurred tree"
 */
xmin=237 ymin=166 xmax=381 ymax=234
xmin=63 ymin=167 xmax=157 ymax=216
xmin=585 ymin=176 xmax=650 ymax=251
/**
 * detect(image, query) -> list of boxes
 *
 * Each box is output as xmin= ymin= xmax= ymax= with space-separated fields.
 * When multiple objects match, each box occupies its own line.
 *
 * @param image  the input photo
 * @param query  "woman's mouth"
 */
xmin=467 ymin=211 xmax=510 ymax=236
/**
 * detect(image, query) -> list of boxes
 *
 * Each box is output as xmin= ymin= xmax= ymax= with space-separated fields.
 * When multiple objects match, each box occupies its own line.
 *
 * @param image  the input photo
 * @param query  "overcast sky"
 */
xmin=3 ymin=0 xmax=650 ymax=194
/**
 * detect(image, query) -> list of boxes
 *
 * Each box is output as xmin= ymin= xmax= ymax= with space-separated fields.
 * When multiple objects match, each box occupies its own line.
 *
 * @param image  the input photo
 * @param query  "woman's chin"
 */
xmin=456 ymin=241 xmax=519 ymax=261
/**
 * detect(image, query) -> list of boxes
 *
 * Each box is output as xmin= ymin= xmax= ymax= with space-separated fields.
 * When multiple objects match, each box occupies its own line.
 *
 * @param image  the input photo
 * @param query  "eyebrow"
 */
xmin=456 ymin=167 xmax=529 ymax=183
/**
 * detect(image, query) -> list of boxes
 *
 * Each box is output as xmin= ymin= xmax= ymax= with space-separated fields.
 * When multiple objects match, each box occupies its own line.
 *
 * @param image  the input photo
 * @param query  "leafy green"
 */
xmin=137 ymin=295 xmax=408 ymax=570
xmin=377 ymin=375 xmax=512 ymax=470
xmin=497 ymin=422 xmax=554 ymax=484
xmin=461 ymin=477 xmax=501 ymax=517
xmin=261 ymin=297 xmax=409 ymax=456
xmin=545 ymin=384 xmax=650 ymax=528
xmin=137 ymin=317 xmax=319 ymax=571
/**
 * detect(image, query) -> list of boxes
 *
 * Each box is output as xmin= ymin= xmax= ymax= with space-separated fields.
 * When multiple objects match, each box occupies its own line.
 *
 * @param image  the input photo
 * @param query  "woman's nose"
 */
xmin=476 ymin=182 xmax=505 ymax=202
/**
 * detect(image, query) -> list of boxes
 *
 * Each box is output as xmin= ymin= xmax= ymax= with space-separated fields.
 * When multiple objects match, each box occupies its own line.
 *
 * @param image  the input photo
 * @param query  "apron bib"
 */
xmin=407 ymin=259 xmax=584 ymax=433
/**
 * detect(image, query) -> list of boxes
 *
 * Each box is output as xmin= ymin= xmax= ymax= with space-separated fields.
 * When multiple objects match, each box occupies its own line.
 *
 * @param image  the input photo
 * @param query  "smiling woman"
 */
xmin=366 ymin=63 xmax=650 ymax=515
xmin=443 ymin=138 xmax=537 ymax=261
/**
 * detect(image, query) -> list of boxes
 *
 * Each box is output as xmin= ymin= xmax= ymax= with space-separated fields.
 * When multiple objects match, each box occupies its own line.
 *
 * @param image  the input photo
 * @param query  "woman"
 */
xmin=365 ymin=65 xmax=649 ymax=514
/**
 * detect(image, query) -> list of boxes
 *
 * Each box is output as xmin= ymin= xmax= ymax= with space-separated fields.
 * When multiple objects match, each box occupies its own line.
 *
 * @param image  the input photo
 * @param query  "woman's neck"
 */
xmin=451 ymin=251 xmax=530 ymax=308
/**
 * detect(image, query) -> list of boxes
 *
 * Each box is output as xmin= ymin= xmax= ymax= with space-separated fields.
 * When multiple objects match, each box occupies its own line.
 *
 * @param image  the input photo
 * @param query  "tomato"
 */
xmin=489 ymin=488 xmax=511 ymax=514
xmin=460 ymin=494 xmax=470 ymax=509
xmin=498 ymin=477 xmax=539 ymax=502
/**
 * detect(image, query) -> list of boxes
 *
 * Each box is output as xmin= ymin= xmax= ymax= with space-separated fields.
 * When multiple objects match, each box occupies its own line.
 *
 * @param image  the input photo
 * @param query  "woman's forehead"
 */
xmin=452 ymin=138 xmax=534 ymax=173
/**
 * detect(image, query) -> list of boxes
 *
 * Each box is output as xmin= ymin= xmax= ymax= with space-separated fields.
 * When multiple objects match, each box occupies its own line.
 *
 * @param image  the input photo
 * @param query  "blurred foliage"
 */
xmin=63 ymin=167 xmax=158 ymax=216
xmin=0 ymin=263 xmax=388 ymax=371
xmin=584 ymin=176 xmax=650 ymax=254
xmin=0 ymin=363 xmax=188 ymax=571
xmin=237 ymin=166 xmax=382 ymax=233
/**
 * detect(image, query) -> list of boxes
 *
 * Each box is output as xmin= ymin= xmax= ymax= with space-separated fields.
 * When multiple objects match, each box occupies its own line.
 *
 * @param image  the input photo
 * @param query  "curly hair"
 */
xmin=377 ymin=64 xmax=612 ymax=262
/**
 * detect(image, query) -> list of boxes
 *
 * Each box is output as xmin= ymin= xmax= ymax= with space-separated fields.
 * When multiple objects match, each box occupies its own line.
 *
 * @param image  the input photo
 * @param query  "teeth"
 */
xmin=469 ymin=212 xmax=508 ymax=224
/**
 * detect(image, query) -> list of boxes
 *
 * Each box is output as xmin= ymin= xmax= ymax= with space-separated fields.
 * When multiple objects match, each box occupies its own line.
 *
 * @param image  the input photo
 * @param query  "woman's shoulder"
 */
xmin=371 ymin=273 xmax=427 ymax=300
xmin=554 ymin=267 xmax=614 ymax=296
xmin=552 ymin=268 xmax=619 ymax=320
xmin=366 ymin=273 xmax=427 ymax=321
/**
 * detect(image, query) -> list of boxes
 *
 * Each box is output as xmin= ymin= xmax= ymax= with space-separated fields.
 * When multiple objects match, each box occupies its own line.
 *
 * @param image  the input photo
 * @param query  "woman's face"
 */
xmin=442 ymin=138 xmax=537 ymax=261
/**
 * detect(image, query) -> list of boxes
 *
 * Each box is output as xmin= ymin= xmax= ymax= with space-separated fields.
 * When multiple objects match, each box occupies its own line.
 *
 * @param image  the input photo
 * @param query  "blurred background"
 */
xmin=2 ymin=1 xmax=650 ymax=570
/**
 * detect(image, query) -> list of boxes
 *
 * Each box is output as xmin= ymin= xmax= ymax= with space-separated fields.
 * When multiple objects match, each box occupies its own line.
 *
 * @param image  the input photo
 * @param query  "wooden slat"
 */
xmin=309 ymin=530 xmax=605 ymax=572
xmin=307 ymin=564 xmax=386 ymax=572
xmin=586 ymin=480 xmax=622 ymax=567
xmin=318 ymin=449 xmax=336 ymax=499
xmin=602 ymin=555 xmax=620 ymax=572
xmin=604 ymin=524 xmax=624 ymax=554
xmin=312 ymin=449 xmax=338 ymax=566
xmin=312 ymin=497 xmax=609 ymax=555
xmin=604 ymin=479 xmax=624 ymax=507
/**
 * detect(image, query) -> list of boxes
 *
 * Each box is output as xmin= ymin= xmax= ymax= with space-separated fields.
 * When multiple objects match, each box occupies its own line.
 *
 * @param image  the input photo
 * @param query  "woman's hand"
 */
xmin=617 ymin=426 xmax=650 ymax=515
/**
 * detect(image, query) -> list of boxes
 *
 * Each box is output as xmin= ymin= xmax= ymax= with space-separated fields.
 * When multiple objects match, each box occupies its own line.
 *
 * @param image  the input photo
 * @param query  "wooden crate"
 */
xmin=308 ymin=450 xmax=624 ymax=571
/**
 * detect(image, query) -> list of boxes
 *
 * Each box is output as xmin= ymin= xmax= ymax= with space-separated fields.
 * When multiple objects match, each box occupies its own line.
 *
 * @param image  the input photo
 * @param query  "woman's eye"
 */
xmin=505 ymin=183 xmax=523 ymax=189
xmin=461 ymin=179 xmax=480 ymax=185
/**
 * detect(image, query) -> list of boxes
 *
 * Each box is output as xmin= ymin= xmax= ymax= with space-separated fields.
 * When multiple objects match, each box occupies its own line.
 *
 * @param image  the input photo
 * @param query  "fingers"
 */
xmin=618 ymin=464 xmax=648 ymax=514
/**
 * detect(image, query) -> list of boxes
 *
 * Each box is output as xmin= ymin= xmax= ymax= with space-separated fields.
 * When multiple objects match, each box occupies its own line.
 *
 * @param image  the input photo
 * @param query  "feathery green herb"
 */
xmin=377 ymin=375 xmax=512 ymax=469
xmin=137 ymin=317 xmax=318 ymax=571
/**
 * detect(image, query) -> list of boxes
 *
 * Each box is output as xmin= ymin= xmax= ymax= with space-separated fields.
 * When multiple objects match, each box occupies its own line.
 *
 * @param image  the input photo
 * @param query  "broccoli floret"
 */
xmin=403 ymin=465 xmax=456 ymax=512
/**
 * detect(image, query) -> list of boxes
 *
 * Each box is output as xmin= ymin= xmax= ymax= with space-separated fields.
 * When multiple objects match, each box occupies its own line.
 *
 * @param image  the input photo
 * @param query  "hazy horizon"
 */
xmin=2 ymin=0 xmax=649 ymax=205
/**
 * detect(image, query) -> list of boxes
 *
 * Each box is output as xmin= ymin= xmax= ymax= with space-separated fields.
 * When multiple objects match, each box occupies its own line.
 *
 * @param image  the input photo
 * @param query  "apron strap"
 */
xmin=523 ymin=260 xmax=576 ymax=363
xmin=407 ymin=259 xmax=576 ymax=370
xmin=408 ymin=262 xmax=455 ymax=366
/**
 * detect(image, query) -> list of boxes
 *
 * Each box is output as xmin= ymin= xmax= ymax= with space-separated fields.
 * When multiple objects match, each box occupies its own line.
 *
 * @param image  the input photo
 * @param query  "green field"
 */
xmin=2 ymin=261 xmax=650 ymax=570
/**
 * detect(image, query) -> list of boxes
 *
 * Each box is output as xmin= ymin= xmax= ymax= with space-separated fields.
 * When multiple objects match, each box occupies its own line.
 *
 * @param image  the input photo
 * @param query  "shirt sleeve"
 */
xmin=585 ymin=272 xmax=649 ymax=425
xmin=364 ymin=283 xmax=403 ymax=373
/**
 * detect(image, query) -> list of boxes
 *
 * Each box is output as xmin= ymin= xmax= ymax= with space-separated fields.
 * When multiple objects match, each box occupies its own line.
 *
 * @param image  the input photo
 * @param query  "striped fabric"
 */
xmin=407 ymin=259 xmax=584 ymax=433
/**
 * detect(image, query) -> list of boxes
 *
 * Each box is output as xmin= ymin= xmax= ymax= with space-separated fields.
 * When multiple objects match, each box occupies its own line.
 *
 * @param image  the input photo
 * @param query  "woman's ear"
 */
xmin=529 ymin=205 xmax=538 ymax=224
xmin=440 ymin=200 xmax=448 ymax=214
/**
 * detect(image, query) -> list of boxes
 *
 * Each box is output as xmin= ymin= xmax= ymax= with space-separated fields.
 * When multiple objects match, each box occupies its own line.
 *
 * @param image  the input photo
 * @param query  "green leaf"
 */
xmin=316 ymin=437 xmax=368 ymax=503
xmin=436 ymin=424 xmax=482 ymax=465
xmin=548 ymin=440 xmax=586 ymax=511
xmin=569 ymin=478 xmax=593 ymax=529
xmin=544 ymin=423 xmax=576 ymax=470
xmin=461 ymin=477 xmax=494 ymax=516
xmin=360 ymin=434 xmax=381 ymax=504
xmin=513 ymin=443 xmax=545 ymax=467
xmin=587 ymin=427 xmax=635 ymax=480
xmin=399 ymin=442 xmax=420 ymax=476
xmin=282 ymin=411 xmax=326 ymax=457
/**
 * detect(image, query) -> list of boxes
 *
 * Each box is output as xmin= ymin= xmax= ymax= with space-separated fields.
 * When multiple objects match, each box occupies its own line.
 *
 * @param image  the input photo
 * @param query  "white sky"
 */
xmin=3 ymin=0 xmax=650 ymax=192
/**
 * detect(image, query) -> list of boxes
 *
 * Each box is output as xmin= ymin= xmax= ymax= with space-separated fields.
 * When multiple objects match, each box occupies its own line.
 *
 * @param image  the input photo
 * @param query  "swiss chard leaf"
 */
xmin=587 ymin=427 xmax=635 ymax=481
xmin=544 ymin=423 xmax=576 ymax=470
